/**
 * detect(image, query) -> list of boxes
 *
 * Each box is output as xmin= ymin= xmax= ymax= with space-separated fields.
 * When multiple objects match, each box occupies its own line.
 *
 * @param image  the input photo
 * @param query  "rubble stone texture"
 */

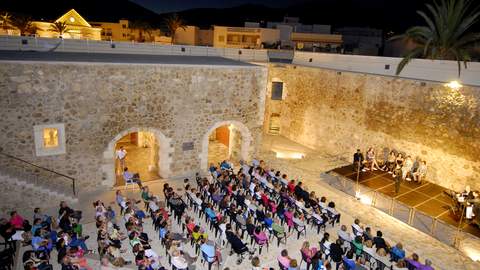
xmin=264 ymin=64 xmax=480 ymax=192
xmin=0 ymin=62 xmax=267 ymax=191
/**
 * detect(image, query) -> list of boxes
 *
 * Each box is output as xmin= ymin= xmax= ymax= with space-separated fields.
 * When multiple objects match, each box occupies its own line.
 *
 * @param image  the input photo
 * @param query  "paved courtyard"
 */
xmin=12 ymin=135 xmax=480 ymax=270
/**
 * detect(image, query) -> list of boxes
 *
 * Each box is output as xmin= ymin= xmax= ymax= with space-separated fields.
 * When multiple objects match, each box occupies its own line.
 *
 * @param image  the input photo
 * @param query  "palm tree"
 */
xmin=1 ymin=12 xmax=13 ymax=31
xmin=50 ymin=21 xmax=68 ymax=38
xmin=10 ymin=15 xmax=36 ymax=36
xmin=392 ymin=0 xmax=480 ymax=76
xmin=164 ymin=14 xmax=186 ymax=44
xmin=129 ymin=20 xmax=152 ymax=42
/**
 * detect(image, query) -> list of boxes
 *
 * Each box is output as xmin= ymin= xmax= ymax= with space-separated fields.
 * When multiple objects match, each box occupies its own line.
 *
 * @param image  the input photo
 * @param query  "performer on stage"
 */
xmin=353 ymin=149 xmax=365 ymax=172
xmin=394 ymin=163 xmax=402 ymax=195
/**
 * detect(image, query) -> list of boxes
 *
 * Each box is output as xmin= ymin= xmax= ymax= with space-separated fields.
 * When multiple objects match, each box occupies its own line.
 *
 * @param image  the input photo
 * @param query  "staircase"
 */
xmin=0 ymin=152 xmax=78 ymax=213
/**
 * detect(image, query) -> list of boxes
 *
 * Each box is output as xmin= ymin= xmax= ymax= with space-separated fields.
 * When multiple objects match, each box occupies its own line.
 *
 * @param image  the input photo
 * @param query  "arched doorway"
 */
xmin=101 ymin=127 xmax=173 ymax=187
xmin=200 ymin=120 xmax=253 ymax=172
xmin=114 ymin=131 xmax=159 ymax=186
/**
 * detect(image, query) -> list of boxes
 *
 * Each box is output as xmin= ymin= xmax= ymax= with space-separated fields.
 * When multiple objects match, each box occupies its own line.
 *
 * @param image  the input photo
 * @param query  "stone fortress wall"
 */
xmin=1 ymin=58 xmax=479 ymax=193
xmin=0 ymin=61 xmax=267 ymax=191
xmin=264 ymin=64 xmax=480 ymax=192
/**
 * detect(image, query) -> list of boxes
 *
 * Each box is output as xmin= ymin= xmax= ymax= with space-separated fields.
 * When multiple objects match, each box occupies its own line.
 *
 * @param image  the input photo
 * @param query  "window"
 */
xmin=218 ymin=35 xmax=225 ymax=42
xmin=34 ymin=124 xmax=66 ymax=156
xmin=43 ymin=128 xmax=59 ymax=148
xmin=271 ymin=82 xmax=284 ymax=100
xmin=122 ymin=24 xmax=126 ymax=29
xmin=122 ymin=34 xmax=126 ymax=38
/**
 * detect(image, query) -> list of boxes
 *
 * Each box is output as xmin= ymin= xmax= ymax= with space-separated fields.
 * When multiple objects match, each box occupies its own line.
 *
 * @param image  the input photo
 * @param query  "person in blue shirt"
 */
xmin=342 ymin=250 xmax=356 ymax=270
xmin=263 ymin=213 xmax=273 ymax=230
xmin=31 ymin=218 xmax=43 ymax=235
xmin=390 ymin=242 xmax=406 ymax=262
xmin=220 ymin=160 xmax=231 ymax=171
xmin=200 ymin=238 xmax=216 ymax=263
xmin=209 ymin=163 xmax=217 ymax=174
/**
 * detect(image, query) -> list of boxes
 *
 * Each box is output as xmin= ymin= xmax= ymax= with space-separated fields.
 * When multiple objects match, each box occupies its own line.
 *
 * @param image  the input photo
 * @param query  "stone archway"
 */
xmin=200 ymin=120 xmax=253 ymax=172
xmin=101 ymin=127 xmax=174 ymax=187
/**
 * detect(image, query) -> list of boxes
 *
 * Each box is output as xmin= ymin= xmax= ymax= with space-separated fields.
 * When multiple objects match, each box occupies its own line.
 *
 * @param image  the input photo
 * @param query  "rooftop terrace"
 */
xmin=0 ymin=50 xmax=256 ymax=66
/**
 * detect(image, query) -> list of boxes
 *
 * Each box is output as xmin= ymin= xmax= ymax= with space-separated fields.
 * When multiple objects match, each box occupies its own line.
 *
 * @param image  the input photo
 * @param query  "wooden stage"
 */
xmin=329 ymin=164 xmax=480 ymax=238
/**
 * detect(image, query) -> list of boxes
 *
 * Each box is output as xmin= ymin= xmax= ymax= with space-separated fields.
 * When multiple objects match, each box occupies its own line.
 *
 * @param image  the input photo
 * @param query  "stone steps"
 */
xmin=0 ymin=173 xmax=78 ymax=213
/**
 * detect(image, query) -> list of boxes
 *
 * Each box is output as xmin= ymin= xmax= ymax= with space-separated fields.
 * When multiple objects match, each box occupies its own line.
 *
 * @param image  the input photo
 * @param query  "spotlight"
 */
xmin=445 ymin=80 xmax=462 ymax=91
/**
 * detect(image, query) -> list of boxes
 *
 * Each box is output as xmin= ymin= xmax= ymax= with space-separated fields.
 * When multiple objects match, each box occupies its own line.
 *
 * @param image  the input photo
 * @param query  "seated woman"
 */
xmin=106 ymin=244 xmax=131 ymax=267
xmin=66 ymin=246 xmax=93 ymax=270
xmin=352 ymin=236 xmax=363 ymax=258
xmin=374 ymin=248 xmax=391 ymax=267
xmin=382 ymin=151 xmax=396 ymax=174
xmin=253 ymin=226 xmax=269 ymax=254
xmin=300 ymin=241 xmax=317 ymax=268
xmin=319 ymin=232 xmax=332 ymax=257
xmin=402 ymin=156 xmax=414 ymax=181
xmin=413 ymin=160 xmax=427 ymax=183
xmin=171 ymin=250 xmax=189 ymax=270
xmin=366 ymin=147 xmax=382 ymax=171
xmin=278 ymin=249 xmax=292 ymax=269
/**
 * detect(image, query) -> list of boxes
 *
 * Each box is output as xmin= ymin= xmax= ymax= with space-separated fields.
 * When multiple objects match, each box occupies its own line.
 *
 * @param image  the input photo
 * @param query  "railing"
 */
xmin=226 ymin=27 xmax=261 ymax=33
xmin=0 ymin=35 xmax=269 ymax=63
xmin=323 ymin=172 xmax=480 ymax=256
xmin=293 ymin=51 xmax=480 ymax=87
xmin=0 ymin=152 xmax=76 ymax=197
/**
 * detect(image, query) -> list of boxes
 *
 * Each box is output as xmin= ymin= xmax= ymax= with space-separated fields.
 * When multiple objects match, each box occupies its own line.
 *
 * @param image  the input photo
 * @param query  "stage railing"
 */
xmin=323 ymin=172 xmax=479 ymax=249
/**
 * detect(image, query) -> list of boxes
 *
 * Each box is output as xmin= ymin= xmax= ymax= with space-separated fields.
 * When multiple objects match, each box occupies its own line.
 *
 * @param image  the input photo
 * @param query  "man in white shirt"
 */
xmin=337 ymin=224 xmax=352 ymax=250
xmin=116 ymin=146 xmax=127 ymax=174
xmin=351 ymin=219 xmax=364 ymax=236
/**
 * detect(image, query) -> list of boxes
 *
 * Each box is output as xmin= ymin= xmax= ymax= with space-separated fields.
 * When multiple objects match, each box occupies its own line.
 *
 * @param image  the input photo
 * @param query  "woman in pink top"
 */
xmin=284 ymin=208 xmax=294 ymax=230
xmin=9 ymin=211 xmax=25 ymax=229
xmin=300 ymin=241 xmax=317 ymax=265
xmin=278 ymin=249 xmax=292 ymax=269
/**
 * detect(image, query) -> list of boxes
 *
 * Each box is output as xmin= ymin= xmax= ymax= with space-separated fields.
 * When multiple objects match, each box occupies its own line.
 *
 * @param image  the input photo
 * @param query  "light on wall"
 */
xmin=445 ymin=80 xmax=463 ymax=91
xmin=274 ymin=150 xmax=305 ymax=159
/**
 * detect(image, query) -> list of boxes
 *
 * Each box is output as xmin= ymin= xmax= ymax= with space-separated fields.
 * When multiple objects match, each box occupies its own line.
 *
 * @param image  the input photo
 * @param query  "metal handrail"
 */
xmin=0 ymin=151 xmax=76 ymax=196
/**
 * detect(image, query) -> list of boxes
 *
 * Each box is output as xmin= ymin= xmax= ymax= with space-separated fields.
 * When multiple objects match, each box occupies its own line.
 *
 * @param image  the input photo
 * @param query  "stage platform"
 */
xmin=327 ymin=164 xmax=480 ymax=239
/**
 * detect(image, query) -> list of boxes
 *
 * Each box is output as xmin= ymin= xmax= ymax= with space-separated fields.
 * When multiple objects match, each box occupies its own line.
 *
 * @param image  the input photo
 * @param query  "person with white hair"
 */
xmin=423 ymin=258 xmax=434 ymax=270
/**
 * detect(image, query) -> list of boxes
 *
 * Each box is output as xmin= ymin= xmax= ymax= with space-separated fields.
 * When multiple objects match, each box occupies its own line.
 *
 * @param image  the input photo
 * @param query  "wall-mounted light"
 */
xmin=445 ymin=80 xmax=463 ymax=91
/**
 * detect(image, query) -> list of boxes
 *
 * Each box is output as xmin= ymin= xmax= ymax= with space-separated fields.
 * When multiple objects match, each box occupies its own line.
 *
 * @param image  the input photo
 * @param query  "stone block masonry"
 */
xmin=0 ymin=61 xmax=267 ymax=191
xmin=264 ymin=64 xmax=480 ymax=192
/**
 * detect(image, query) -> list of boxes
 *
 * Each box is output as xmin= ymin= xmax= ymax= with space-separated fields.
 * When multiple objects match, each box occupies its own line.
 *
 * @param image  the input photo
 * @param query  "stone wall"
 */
xmin=0 ymin=61 xmax=267 ymax=191
xmin=264 ymin=64 xmax=480 ymax=192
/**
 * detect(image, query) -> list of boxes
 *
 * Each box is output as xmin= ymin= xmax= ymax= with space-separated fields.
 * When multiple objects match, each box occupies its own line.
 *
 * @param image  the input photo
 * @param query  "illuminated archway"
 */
xmin=101 ymin=127 xmax=173 ymax=187
xmin=199 ymin=120 xmax=253 ymax=172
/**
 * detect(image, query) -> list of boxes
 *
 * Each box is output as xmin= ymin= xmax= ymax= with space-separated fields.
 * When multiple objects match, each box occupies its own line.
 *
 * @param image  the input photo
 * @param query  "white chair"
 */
xmin=124 ymin=176 xmax=136 ymax=190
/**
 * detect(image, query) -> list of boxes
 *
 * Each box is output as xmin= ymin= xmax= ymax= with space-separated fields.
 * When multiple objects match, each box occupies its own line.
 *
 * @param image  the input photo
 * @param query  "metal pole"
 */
xmin=454 ymin=203 xmax=466 ymax=247
xmin=355 ymin=156 xmax=361 ymax=198
xmin=72 ymin=179 xmax=76 ymax=196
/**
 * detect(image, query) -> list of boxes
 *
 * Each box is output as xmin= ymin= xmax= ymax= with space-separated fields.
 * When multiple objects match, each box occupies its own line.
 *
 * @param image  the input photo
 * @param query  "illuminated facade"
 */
xmin=213 ymin=26 xmax=280 ymax=49
xmin=90 ymin=19 xmax=162 ymax=42
xmin=32 ymin=9 xmax=101 ymax=40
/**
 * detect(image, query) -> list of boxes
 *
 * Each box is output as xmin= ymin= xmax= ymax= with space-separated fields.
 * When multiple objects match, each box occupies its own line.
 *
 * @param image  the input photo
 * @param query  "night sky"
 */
xmin=132 ymin=0 xmax=302 ymax=13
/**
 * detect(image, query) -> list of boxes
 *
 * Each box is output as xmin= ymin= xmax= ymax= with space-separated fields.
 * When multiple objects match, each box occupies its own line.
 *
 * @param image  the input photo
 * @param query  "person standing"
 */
xmin=353 ymin=149 xmax=364 ymax=172
xmin=394 ymin=163 xmax=402 ymax=195
xmin=116 ymin=146 xmax=127 ymax=175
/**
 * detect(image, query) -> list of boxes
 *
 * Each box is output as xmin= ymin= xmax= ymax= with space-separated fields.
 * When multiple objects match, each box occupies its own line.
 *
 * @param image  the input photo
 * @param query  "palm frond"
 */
xmin=396 ymin=48 xmax=424 ymax=75
xmin=395 ymin=0 xmax=480 ymax=77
